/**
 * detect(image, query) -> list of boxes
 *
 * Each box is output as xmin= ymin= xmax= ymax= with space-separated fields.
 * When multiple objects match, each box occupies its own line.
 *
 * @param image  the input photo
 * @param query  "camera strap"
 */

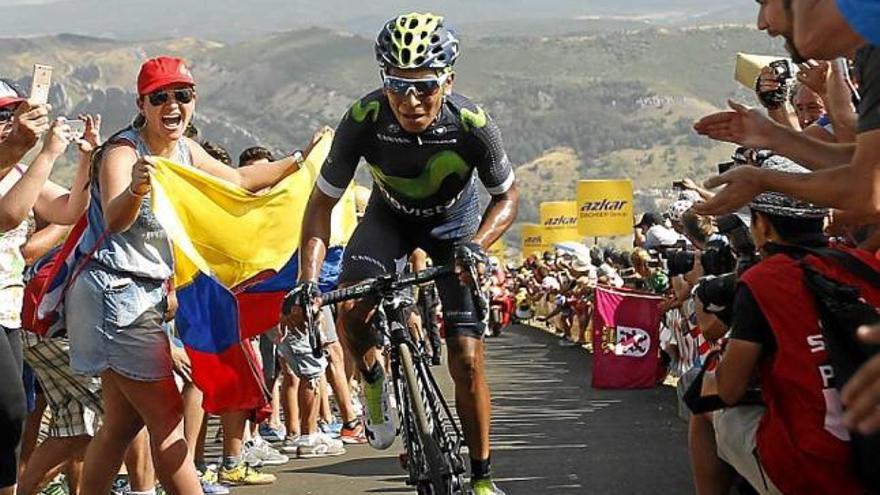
xmin=803 ymin=247 xmax=880 ymax=288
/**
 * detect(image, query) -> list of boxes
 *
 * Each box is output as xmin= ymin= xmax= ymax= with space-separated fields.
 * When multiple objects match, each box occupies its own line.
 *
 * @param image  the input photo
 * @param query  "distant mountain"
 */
xmin=0 ymin=22 xmax=784 ymax=247
xmin=0 ymin=0 xmax=753 ymax=41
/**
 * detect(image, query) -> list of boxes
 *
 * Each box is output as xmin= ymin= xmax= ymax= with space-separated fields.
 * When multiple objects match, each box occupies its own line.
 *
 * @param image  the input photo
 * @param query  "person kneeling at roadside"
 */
xmin=710 ymin=158 xmax=876 ymax=495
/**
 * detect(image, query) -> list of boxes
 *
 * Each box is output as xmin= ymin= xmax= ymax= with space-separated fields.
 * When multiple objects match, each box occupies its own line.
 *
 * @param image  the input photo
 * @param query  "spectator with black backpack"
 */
xmin=709 ymin=157 xmax=878 ymax=494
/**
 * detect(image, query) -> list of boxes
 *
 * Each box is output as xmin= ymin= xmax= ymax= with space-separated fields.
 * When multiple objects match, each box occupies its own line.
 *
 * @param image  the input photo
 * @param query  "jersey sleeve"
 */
xmin=464 ymin=106 xmax=515 ymax=196
xmin=316 ymin=103 xmax=367 ymax=199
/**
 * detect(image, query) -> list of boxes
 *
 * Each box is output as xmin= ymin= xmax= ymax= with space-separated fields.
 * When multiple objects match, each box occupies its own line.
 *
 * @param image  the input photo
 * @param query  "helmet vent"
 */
xmin=404 ymin=32 xmax=413 ymax=45
xmin=408 ymin=18 xmax=419 ymax=29
xmin=401 ymin=48 xmax=411 ymax=64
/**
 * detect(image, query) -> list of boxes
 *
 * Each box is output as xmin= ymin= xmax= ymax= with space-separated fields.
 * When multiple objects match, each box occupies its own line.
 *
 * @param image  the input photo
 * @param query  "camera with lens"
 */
xmin=666 ymin=238 xmax=736 ymax=278
xmin=693 ymin=214 xmax=760 ymax=326
xmin=757 ymin=59 xmax=794 ymax=110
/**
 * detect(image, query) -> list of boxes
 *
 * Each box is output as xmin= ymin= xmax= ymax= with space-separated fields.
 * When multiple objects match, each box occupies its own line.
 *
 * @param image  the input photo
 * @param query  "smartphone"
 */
xmin=29 ymin=64 xmax=53 ymax=105
xmin=672 ymin=180 xmax=685 ymax=190
xmin=65 ymin=118 xmax=85 ymax=140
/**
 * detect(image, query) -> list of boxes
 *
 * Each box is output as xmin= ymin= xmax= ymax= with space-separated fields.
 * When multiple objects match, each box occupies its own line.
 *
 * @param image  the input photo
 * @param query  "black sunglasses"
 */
xmin=147 ymin=88 xmax=195 ymax=106
xmin=0 ymin=106 xmax=16 ymax=124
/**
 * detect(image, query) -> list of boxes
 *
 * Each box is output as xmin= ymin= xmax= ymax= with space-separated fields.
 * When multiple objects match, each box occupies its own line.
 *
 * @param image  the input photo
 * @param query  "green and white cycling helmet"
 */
xmin=375 ymin=12 xmax=460 ymax=70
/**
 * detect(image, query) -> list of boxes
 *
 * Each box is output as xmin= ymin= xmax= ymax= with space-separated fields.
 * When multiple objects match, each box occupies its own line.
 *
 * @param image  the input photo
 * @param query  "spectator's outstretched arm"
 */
xmin=842 ymin=325 xmax=880 ymax=434
xmin=694 ymin=100 xmax=854 ymax=171
xmin=694 ymin=127 xmax=880 ymax=215
xmin=792 ymin=0 xmax=864 ymax=61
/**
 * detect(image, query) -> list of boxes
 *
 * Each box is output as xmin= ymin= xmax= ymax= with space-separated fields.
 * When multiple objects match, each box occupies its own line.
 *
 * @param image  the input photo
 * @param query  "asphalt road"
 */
xmin=228 ymin=324 xmax=693 ymax=494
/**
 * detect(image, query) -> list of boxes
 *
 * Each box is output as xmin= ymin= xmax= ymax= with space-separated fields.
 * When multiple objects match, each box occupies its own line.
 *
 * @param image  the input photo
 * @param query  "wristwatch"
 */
xmin=290 ymin=149 xmax=305 ymax=167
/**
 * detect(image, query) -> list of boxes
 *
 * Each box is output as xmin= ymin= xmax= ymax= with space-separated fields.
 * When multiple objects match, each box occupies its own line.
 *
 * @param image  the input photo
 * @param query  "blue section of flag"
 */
xmin=176 ymin=274 xmax=241 ymax=355
xmin=243 ymin=246 xmax=344 ymax=294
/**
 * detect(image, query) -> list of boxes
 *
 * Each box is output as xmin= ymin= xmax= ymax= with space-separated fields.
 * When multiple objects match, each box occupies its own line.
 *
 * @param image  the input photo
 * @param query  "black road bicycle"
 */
xmin=285 ymin=264 xmax=486 ymax=494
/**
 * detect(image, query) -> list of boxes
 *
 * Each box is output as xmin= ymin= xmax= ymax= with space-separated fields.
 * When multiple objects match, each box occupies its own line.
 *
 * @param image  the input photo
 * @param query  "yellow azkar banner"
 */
xmin=521 ymin=224 xmax=547 ymax=259
xmin=577 ymin=179 xmax=634 ymax=237
xmin=540 ymin=201 xmax=580 ymax=244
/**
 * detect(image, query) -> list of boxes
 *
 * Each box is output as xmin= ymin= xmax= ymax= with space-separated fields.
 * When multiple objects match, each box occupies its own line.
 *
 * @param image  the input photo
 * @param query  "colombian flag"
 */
xmin=150 ymin=128 xmax=356 ymax=413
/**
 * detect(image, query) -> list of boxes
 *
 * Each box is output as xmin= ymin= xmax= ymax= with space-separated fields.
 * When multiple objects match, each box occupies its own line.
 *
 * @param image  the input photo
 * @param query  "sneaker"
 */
xmin=196 ymin=468 xmax=229 ymax=495
xmin=258 ymin=423 xmax=286 ymax=444
xmin=279 ymin=435 xmax=301 ymax=456
xmin=199 ymin=478 xmax=230 ymax=495
xmin=40 ymin=476 xmax=68 ymax=495
xmin=199 ymin=464 xmax=219 ymax=484
xmin=218 ymin=463 xmax=276 ymax=486
xmin=243 ymin=439 xmax=289 ymax=466
xmin=340 ymin=420 xmax=367 ymax=444
xmin=472 ymin=478 xmax=507 ymax=495
xmin=318 ymin=420 xmax=342 ymax=438
xmin=296 ymin=433 xmax=346 ymax=458
xmin=350 ymin=396 xmax=364 ymax=417
xmin=363 ymin=373 xmax=397 ymax=450
xmin=110 ymin=475 xmax=129 ymax=495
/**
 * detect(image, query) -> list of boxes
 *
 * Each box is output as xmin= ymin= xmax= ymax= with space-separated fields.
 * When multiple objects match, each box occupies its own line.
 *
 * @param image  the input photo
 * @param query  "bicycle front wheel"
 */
xmin=399 ymin=343 xmax=453 ymax=494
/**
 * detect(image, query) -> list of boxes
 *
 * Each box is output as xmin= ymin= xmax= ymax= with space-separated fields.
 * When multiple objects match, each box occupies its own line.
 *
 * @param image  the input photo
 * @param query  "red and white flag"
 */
xmin=591 ymin=287 xmax=663 ymax=389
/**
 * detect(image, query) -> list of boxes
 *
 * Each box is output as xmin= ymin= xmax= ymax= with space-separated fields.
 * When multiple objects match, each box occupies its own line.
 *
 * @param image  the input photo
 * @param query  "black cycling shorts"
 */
xmin=339 ymin=198 xmax=484 ymax=340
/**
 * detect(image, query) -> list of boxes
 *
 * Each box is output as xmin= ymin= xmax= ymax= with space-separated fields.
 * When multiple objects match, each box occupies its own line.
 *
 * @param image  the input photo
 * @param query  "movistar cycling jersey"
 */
xmin=317 ymin=89 xmax=515 ymax=235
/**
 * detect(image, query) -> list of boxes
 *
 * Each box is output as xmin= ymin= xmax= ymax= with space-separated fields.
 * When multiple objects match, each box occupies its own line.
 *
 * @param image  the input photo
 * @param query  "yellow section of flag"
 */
xmin=149 ymin=128 xmax=337 ymax=290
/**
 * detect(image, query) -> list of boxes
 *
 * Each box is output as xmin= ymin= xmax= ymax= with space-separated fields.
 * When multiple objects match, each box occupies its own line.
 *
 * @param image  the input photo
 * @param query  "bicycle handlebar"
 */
xmin=319 ymin=265 xmax=453 ymax=306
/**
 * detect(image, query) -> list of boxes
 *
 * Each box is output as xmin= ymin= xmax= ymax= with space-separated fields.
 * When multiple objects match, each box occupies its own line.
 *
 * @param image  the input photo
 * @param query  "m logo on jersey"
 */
xmin=369 ymin=150 xmax=471 ymax=200
xmin=614 ymin=325 xmax=651 ymax=357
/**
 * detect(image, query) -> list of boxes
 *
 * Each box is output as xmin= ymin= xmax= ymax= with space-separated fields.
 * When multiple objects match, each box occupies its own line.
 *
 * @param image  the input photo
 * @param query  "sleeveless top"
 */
xmin=0 ymin=165 xmax=35 ymax=328
xmin=81 ymin=128 xmax=192 ymax=280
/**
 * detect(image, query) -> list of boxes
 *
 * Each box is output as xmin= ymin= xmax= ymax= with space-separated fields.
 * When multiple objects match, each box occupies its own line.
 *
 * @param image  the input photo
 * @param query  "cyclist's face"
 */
xmin=384 ymin=67 xmax=453 ymax=134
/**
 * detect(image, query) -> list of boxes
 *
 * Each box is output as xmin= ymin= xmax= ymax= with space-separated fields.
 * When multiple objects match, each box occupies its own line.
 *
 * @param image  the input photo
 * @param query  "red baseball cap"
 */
xmin=137 ymin=56 xmax=195 ymax=96
xmin=0 ymin=78 xmax=27 ymax=109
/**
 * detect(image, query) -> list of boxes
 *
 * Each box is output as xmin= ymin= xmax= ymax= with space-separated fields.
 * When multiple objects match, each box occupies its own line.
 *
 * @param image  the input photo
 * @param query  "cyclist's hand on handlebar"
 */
xmin=454 ymin=241 xmax=488 ymax=287
xmin=280 ymin=282 xmax=323 ymax=339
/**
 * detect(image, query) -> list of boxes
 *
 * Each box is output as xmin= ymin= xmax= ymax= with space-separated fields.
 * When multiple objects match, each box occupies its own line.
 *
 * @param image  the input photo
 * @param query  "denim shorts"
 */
xmin=278 ymin=307 xmax=334 ymax=381
xmin=66 ymin=262 xmax=172 ymax=382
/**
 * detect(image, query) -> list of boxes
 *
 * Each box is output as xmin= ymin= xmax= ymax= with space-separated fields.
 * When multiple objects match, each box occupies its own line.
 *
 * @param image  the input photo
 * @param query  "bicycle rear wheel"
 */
xmin=399 ymin=343 xmax=454 ymax=494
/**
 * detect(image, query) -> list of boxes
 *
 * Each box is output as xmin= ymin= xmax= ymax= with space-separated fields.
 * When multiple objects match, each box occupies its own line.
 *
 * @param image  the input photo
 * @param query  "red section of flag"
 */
xmin=591 ymin=287 xmax=662 ymax=389
xmin=186 ymin=341 xmax=267 ymax=414
xmin=236 ymin=291 xmax=284 ymax=341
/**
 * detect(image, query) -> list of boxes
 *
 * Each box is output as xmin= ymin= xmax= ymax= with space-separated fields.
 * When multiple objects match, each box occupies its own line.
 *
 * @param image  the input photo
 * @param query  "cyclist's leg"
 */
xmin=425 ymin=243 xmax=495 ymax=480
xmin=337 ymin=203 xmax=411 ymax=449
xmin=336 ymin=202 xmax=411 ymax=369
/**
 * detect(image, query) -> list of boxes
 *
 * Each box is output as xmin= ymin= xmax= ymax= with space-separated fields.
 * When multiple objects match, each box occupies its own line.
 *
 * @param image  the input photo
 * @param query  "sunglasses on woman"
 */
xmin=0 ymin=106 xmax=16 ymax=124
xmin=146 ymin=88 xmax=195 ymax=106
xmin=381 ymin=71 xmax=449 ymax=97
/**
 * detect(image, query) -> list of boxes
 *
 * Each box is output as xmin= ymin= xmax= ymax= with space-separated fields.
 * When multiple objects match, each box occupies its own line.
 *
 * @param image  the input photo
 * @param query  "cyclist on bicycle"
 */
xmin=281 ymin=12 xmax=517 ymax=494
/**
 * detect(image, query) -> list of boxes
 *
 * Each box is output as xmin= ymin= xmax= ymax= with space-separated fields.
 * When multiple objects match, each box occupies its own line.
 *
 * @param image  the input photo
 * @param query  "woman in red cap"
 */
xmin=67 ymin=56 xmax=317 ymax=494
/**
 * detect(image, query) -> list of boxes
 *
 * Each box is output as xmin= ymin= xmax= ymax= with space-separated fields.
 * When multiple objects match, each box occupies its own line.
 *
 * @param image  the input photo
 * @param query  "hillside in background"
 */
xmin=0 ymin=21 xmax=785 ymax=248
xmin=0 ymin=0 xmax=751 ymax=41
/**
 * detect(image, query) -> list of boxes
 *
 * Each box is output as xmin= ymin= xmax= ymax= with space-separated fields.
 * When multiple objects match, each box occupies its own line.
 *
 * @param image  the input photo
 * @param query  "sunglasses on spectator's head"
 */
xmin=0 ymin=106 xmax=17 ymax=124
xmin=146 ymin=88 xmax=195 ymax=106
xmin=381 ymin=71 xmax=449 ymax=97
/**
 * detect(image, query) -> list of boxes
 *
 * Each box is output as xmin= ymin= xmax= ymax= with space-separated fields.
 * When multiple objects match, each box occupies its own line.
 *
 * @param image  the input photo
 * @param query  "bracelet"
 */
xmin=128 ymin=184 xmax=147 ymax=198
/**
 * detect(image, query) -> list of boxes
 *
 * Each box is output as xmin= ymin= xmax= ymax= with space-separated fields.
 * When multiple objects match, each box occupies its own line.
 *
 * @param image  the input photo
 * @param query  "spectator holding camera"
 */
xmin=1 ymin=77 xmax=98 ymax=494
xmin=692 ymin=0 xmax=878 ymax=215
xmin=710 ymin=158 xmax=874 ymax=495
